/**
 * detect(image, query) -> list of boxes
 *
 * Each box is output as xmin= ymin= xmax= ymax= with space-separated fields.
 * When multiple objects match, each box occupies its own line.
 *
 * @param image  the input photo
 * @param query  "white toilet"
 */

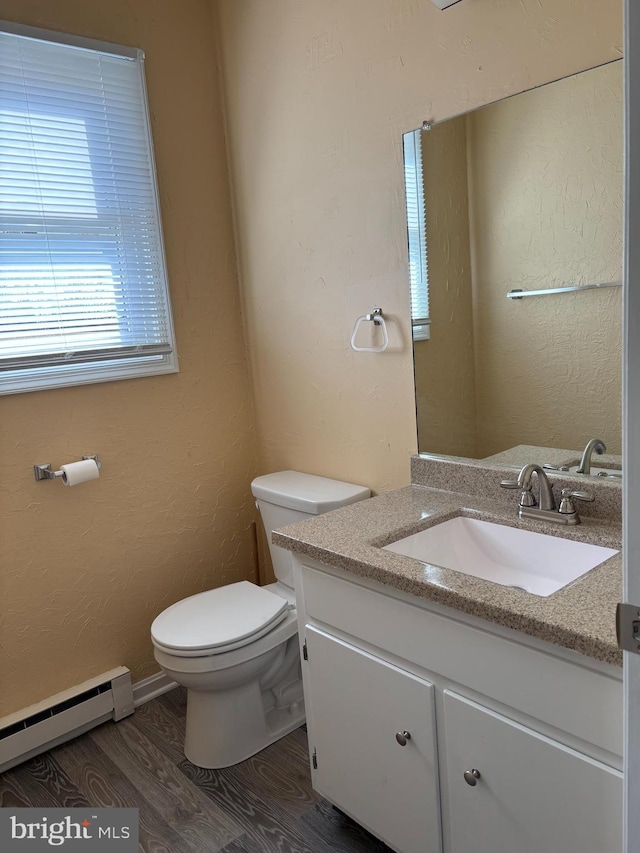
xmin=151 ymin=470 xmax=370 ymax=769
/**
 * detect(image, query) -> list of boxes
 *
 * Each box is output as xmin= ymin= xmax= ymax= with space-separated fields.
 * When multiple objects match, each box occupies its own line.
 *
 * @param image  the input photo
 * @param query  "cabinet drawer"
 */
xmin=441 ymin=690 xmax=622 ymax=853
xmin=298 ymin=561 xmax=622 ymax=757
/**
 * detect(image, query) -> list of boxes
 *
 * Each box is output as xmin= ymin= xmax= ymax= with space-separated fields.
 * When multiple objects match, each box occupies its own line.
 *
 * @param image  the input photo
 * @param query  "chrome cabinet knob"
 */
xmin=463 ymin=769 xmax=481 ymax=786
xmin=395 ymin=731 xmax=411 ymax=746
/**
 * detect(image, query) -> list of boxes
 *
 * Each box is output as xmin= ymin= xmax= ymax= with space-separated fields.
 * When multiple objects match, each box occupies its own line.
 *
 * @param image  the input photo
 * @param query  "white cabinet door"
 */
xmin=304 ymin=625 xmax=442 ymax=853
xmin=442 ymin=690 xmax=622 ymax=853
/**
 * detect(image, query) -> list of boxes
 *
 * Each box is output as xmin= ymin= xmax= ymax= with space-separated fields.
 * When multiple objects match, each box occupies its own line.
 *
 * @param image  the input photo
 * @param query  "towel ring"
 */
xmin=350 ymin=308 xmax=389 ymax=353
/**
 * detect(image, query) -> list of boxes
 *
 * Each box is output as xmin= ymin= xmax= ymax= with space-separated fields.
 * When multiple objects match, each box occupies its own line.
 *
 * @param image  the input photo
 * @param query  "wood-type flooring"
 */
xmin=0 ymin=688 xmax=392 ymax=852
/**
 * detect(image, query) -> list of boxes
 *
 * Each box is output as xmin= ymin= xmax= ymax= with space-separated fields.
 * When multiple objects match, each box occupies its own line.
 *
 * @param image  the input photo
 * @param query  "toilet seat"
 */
xmin=153 ymin=610 xmax=299 ymax=675
xmin=151 ymin=581 xmax=291 ymax=658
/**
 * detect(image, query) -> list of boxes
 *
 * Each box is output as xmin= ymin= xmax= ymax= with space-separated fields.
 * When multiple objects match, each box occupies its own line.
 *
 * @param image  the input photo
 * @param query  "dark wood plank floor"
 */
xmin=0 ymin=688 xmax=392 ymax=853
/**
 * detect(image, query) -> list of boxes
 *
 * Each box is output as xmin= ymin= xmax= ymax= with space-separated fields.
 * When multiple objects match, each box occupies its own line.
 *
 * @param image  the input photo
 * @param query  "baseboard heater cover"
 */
xmin=0 ymin=666 xmax=134 ymax=773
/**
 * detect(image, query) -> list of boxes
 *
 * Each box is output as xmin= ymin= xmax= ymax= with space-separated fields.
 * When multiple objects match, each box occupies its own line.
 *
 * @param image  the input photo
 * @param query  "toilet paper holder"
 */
xmin=33 ymin=455 xmax=101 ymax=481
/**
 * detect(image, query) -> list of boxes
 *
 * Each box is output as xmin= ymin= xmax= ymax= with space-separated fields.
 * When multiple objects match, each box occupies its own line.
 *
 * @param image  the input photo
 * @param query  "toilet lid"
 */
xmin=151 ymin=581 xmax=290 ymax=653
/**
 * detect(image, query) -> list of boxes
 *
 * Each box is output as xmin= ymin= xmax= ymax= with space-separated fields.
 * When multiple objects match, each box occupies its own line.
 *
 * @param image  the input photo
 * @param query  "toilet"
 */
xmin=151 ymin=470 xmax=370 ymax=769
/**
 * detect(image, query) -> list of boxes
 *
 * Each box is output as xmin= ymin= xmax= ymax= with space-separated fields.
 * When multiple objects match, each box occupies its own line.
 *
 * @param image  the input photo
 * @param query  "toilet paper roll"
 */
xmin=60 ymin=459 xmax=100 ymax=486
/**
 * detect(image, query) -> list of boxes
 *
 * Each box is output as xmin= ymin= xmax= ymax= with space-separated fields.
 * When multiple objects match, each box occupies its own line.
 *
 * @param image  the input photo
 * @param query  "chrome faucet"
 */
xmin=501 ymin=463 xmax=555 ymax=510
xmin=576 ymin=438 xmax=606 ymax=475
xmin=501 ymin=463 xmax=594 ymax=526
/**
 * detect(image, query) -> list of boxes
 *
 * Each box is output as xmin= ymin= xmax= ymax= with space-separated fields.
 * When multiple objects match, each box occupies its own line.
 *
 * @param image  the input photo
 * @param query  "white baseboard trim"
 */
xmin=132 ymin=671 xmax=178 ymax=708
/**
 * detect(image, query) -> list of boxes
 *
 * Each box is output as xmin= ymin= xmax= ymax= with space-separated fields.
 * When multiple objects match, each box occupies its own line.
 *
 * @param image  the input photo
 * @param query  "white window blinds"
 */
xmin=403 ymin=129 xmax=430 ymax=341
xmin=0 ymin=23 xmax=177 ymax=394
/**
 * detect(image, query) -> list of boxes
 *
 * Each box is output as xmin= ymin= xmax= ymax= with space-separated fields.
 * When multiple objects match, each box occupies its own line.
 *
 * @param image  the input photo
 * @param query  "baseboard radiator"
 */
xmin=0 ymin=666 xmax=134 ymax=773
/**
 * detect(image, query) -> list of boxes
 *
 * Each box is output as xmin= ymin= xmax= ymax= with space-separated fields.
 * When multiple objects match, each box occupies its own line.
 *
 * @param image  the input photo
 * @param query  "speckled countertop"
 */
xmin=274 ymin=461 xmax=623 ymax=666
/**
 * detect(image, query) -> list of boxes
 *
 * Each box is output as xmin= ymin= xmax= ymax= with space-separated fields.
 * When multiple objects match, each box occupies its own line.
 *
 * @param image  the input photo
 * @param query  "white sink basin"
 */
xmin=383 ymin=517 xmax=618 ymax=597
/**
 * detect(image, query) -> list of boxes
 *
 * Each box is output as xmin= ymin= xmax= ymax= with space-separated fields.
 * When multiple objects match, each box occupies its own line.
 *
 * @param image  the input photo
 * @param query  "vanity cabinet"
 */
xmin=295 ymin=558 xmax=623 ymax=853
xmin=442 ymin=691 xmax=621 ymax=853
xmin=304 ymin=626 xmax=442 ymax=853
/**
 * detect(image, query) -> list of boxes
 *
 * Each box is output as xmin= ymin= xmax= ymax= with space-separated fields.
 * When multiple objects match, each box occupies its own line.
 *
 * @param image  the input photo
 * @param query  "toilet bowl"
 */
xmin=151 ymin=471 xmax=370 ymax=769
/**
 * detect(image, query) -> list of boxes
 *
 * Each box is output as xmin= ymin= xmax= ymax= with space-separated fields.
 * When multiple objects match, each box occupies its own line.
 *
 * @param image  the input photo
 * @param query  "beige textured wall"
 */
xmin=216 ymin=0 xmax=622 ymax=488
xmin=415 ymin=117 xmax=477 ymax=457
xmin=0 ymin=0 xmax=257 ymax=716
xmin=0 ymin=0 xmax=623 ymax=718
xmin=468 ymin=61 xmax=623 ymax=457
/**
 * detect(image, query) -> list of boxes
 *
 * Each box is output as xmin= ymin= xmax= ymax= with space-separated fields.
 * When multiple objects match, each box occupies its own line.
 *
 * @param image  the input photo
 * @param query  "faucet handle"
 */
xmin=560 ymin=489 xmax=594 ymax=502
xmin=558 ymin=488 xmax=594 ymax=516
xmin=500 ymin=480 xmax=536 ymax=507
xmin=500 ymin=479 xmax=520 ymax=489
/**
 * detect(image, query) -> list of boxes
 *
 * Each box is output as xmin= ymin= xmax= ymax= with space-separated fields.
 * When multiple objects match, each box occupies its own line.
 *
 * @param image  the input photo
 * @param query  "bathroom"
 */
xmin=0 ymin=0 xmax=635 ymax=851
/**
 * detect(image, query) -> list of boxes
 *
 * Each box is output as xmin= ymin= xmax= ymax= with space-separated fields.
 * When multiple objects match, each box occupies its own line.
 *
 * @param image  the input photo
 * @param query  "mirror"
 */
xmin=404 ymin=60 xmax=622 ymax=477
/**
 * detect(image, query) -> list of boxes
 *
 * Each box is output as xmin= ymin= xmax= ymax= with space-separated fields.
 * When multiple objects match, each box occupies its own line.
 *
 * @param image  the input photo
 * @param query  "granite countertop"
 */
xmin=273 ymin=484 xmax=623 ymax=666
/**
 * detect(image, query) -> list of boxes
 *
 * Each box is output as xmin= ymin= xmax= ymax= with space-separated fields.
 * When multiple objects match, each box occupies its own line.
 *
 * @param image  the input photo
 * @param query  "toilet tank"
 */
xmin=251 ymin=471 xmax=370 ymax=589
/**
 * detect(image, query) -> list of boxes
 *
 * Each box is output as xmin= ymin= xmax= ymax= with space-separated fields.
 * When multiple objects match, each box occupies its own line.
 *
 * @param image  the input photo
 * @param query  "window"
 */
xmin=0 ymin=22 xmax=177 ymax=394
xmin=403 ymin=129 xmax=430 ymax=341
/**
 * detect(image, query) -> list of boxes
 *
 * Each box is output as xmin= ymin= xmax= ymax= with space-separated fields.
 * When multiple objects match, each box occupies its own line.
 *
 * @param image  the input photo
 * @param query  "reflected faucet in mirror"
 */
xmin=544 ymin=438 xmax=622 ymax=479
xmin=576 ymin=438 xmax=607 ymax=475
xmin=403 ymin=60 xmax=623 ymax=477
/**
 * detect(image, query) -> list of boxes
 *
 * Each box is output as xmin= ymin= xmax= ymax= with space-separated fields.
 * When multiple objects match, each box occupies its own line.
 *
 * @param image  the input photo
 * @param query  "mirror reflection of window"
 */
xmin=403 ymin=130 xmax=430 ymax=341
